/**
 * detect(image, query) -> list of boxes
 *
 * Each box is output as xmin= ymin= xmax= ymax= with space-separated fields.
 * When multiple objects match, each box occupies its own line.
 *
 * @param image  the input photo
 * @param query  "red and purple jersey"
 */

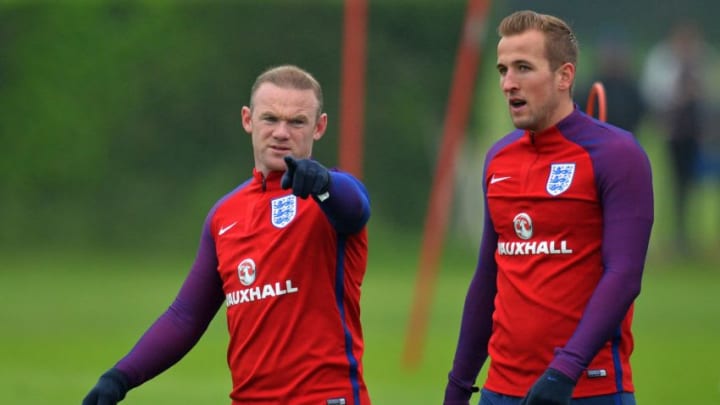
xmin=115 ymin=166 xmax=371 ymax=405
xmin=447 ymin=108 xmax=653 ymax=399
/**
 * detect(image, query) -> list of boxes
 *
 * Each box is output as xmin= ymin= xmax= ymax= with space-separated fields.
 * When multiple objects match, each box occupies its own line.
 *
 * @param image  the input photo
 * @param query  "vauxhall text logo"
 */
xmin=226 ymin=257 xmax=299 ymax=307
xmin=498 ymin=212 xmax=573 ymax=256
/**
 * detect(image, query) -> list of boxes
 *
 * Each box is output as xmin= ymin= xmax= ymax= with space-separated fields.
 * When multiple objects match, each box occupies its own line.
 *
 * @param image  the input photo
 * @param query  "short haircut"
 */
xmin=249 ymin=65 xmax=324 ymax=119
xmin=498 ymin=10 xmax=579 ymax=71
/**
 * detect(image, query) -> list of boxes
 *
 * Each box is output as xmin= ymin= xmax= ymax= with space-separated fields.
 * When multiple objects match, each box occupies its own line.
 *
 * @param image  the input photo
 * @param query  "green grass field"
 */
xmin=1 ymin=229 xmax=719 ymax=404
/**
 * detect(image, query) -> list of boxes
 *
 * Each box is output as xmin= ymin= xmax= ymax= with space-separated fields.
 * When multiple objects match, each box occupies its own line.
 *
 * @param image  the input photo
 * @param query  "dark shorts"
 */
xmin=478 ymin=388 xmax=636 ymax=405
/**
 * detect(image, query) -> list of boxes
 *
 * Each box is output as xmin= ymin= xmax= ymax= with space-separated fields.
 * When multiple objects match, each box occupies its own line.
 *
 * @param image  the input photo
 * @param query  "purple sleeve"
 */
xmin=444 ymin=202 xmax=498 ymax=402
xmin=315 ymin=170 xmax=370 ymax=234
xmin=115 ymin=218 xmax=225 ymax=388
xmin=549 ymin=137 xmax=654 ymax=380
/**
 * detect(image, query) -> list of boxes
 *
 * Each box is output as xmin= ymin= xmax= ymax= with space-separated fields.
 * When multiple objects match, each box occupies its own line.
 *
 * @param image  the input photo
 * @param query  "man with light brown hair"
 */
xmin=444 ymin=10 xmax=652 ymax=405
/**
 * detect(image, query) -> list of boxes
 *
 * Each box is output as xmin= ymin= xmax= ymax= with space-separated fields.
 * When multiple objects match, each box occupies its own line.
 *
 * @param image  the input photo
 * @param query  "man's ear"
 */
xmin=557 ymin=62 xmax=576 ymax=92
xmin=241 ymin=106 xmax=252 ymax=134
xmin=313 ymin=113 xmax=328 ymax=141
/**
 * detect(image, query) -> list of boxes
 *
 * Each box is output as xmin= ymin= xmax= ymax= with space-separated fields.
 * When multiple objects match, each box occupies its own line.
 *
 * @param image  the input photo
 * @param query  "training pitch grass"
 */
xmin=0 ymin=233 xmax=719 ymax=404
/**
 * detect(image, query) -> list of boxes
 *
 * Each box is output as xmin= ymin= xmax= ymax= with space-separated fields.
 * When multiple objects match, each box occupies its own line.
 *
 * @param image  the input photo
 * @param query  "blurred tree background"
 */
xmin=0 ymin=0 xmax=466 ymax=252
xmin=1 ymin=0 xmax=719 ymax=254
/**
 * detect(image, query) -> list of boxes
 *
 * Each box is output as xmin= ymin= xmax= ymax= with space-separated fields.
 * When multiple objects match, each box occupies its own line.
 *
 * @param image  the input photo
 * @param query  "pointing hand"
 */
xmin=281 ymin=156 xmax=331 ymax=200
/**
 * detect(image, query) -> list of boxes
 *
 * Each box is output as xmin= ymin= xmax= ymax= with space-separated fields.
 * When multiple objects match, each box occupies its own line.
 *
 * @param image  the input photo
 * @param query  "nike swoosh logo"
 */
xmin=218 ymin=222 xmax=237 ymax=235
xmin=490 ymin=175 xmax=511 ymax=184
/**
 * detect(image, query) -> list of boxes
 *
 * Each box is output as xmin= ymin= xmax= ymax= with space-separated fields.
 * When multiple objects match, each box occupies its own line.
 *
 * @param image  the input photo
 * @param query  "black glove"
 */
xmin=281 ymin=156 xmax=330 ymax=200
xmin=82 ymin=368 xmax=130 ymax=405
xmin=520 ymin=368 xmax=575 ymax=405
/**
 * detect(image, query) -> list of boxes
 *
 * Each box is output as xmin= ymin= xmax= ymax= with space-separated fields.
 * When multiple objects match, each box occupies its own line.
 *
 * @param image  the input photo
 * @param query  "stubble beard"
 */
xmin=511 ymin=99 xmax=556 ymax=133
xmin=510 ymin=108 xmax=538 ymax=132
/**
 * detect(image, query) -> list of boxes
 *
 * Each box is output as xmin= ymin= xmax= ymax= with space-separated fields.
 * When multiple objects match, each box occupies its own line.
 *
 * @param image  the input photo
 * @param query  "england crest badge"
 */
xmin=271 ymin=195 xmax=297 ymax=228
xmin=546 ymin=163 xmax=575 ymax=196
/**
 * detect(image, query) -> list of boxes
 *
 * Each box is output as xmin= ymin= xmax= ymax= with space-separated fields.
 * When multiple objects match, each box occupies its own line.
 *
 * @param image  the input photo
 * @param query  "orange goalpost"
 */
xmin=402 ymin=0 xmax=492 ymax=369
xmin=585 ymin=81 xmax=607 ymax=122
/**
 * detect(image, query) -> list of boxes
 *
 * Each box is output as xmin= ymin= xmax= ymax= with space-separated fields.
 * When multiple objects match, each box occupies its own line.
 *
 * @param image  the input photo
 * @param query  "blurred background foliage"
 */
xmin=0 ymin=0 xmax=467 ymax=252
xmin=0 ymin=0 xmax=718 ymax=252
